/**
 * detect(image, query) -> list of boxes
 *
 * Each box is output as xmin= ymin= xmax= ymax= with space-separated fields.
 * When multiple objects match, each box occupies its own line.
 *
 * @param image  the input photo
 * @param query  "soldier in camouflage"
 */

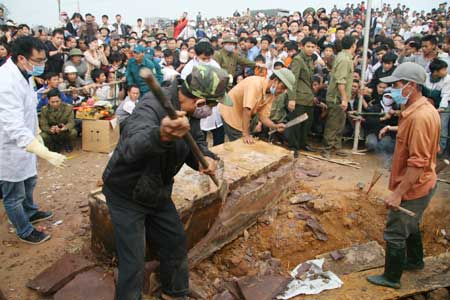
xmin=39 ymin=88 xmax=77 ymax=153
xmin=102 ymin=65 xmax=230 ymax=300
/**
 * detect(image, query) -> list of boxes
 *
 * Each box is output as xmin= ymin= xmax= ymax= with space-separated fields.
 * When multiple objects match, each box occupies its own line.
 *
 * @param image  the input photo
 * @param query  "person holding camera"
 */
xmin=45 ymin=28 xmax=67 ymax=75
xmin=39 ymin=88 xmax=77 ymax=153
xmin=84 ymin=36 xmax=108 ymax=82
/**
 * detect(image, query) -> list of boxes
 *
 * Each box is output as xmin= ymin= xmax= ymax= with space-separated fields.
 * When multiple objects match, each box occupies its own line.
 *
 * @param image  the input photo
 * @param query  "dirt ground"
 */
xmin=0 ymin=142 xmax=449 ymax=300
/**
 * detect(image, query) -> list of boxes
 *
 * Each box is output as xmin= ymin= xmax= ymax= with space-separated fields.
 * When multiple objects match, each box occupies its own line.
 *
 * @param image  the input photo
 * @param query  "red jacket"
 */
xmin=174 ymin=18 xmax=188 ymax=39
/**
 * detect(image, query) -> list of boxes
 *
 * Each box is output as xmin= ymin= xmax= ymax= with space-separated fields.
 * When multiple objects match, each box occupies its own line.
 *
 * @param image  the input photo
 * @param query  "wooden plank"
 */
xmin=315 ymin=241 xmax=385 ymax=275
xmin=188 ymin=161 xmax=295 ymax=267
xmin=297 ymin=252 xmax=450 ymax=300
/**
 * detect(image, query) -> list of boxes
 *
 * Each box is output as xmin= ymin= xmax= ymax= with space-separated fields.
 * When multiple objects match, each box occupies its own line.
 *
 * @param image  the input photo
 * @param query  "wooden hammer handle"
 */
xmin=396 ymin=206 xmax=416 ymax=217
xmin=139 ymin=68 xmax=219 ymax=187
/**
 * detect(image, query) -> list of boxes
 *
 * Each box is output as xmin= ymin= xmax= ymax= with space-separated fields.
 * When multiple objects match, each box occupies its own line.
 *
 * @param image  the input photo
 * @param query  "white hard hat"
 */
xmin=64 ymin=65 xmax=78 ymax=74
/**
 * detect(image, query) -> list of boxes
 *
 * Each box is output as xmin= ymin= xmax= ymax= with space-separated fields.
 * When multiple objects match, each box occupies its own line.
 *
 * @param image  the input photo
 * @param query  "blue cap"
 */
xmin=133 ymin=45 xmax=146 ymax=54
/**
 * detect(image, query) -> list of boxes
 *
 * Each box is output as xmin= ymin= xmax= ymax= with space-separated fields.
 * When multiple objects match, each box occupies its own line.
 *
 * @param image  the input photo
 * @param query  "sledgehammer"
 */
xmin=139 ymin=67 xmax=220 ymax=187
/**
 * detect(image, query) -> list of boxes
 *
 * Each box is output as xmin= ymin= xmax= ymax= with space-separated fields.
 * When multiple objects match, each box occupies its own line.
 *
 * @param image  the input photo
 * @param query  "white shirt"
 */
xmin=132 ymin=25 xmax=146 ymax=38
xmin=116 ymin=96 xmax=138 ymax=123
xmin=425 ymin=74 xmax=450 ymax=109
xmin=0 ymin=59 xmax=38 ymax=182
xmin=180 ymin=58 xmax=223 ymax=130
xmin=94 ymin=85 xmax=111 ymax=101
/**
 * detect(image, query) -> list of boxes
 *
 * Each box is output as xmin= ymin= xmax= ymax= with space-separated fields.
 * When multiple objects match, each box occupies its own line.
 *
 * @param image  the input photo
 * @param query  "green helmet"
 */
xmin=184 ymin=65 xmax=233 ymax=106
xmin=272 ymin=68 xmax=295 ymax=92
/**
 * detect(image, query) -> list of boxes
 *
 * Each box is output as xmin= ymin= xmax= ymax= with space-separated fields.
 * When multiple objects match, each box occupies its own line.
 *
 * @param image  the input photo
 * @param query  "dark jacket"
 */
xmin=369 ymin=66 xmax=395 ymax=90
xmin=113 ymin=23 xmax=129 ymax=37
xmin=102 ymin=81 xmax=216 ymax=209
xmin=364 ymin=102 xmax=398 ymax=136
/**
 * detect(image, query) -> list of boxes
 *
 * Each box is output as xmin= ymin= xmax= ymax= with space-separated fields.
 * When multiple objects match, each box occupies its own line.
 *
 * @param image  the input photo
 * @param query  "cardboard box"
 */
xmin=82 ymin=118 xmax=120 ymax=153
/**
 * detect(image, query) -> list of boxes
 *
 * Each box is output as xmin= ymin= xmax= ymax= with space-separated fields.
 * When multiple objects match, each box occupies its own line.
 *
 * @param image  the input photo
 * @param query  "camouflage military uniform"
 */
xmin=39 ymin=103 xmax=77 ymax=151
xmin=323 ymin=50 xmax=354 ymax=150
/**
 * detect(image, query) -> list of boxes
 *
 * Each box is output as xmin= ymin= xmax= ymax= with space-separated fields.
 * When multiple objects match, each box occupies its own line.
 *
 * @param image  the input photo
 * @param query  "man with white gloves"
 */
xmin=0 ymin=36 xmax=66 ymax=245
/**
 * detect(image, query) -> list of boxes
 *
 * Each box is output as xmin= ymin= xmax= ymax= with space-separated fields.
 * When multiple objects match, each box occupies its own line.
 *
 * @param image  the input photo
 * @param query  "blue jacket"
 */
xmin=126 ymin=57 xmax=163 ymax=95
xmin=36 ymin=84 xmax=72 ymax=111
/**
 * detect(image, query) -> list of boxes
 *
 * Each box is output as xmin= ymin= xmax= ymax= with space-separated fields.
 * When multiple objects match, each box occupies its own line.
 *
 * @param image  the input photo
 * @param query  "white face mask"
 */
xmin=198 ymin=59 xmax=211 ymax=65
xmin=224 ymin=45 xmax=235 ymax=52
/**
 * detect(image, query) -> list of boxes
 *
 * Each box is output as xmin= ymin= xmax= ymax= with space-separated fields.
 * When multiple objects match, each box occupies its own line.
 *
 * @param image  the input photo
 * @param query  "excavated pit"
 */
xmin=87 ymin=140 xmax=450 ymax=299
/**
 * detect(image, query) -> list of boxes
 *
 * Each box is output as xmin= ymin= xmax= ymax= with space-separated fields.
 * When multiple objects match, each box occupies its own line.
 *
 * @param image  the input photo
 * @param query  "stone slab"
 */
xmin=54 ymin=268 xmax=115 ymax=300
xmin=315 ymin=241 xmax=385 ymax=275
xmin=27 ymin=253 xmax=96 ymax=295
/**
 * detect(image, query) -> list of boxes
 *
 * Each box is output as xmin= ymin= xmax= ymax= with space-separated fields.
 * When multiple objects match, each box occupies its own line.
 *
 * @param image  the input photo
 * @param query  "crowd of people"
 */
xmin=0 ymin=2 xmax=448 ymax=299
xmin=0 ymin=2 xmax=448 ymax=158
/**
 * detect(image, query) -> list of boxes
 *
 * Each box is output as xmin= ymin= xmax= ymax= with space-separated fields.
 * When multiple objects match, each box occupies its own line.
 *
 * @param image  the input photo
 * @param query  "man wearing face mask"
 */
xmin=219 ymin=68 xmax=295 ymax=144
xmin=102 ymin=65 xmax=229 ymax=300
xmin=214 ymin=35 xmax=256 ymax=78
xmin=367 ymin=62 xmax=441 ymax=289
xmin=181 ymin=41 xmax=225 ymax=146
xmin=0 ymin=37 xmax=67 ymax=245
xmin=364 ymin=88 xmax=398 ymax=161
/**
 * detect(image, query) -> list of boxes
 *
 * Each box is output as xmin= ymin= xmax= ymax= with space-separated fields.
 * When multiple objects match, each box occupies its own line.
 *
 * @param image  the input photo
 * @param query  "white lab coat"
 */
xmin=0 ymin=58 xmax=38 ymax=182
xmin=181 ymin=58 xmax=223 ymax=131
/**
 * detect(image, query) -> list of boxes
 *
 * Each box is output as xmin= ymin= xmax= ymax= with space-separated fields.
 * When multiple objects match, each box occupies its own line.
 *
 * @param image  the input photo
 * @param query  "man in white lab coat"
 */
xmin=181 ymin=41 xmax=225 ymax=145
xmin=0 ymin=37 xmax=66 ymax=245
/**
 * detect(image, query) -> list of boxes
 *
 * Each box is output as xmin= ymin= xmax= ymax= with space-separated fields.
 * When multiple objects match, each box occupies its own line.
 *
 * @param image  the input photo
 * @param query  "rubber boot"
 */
xmin=404 ymin=232 xmax=424 ymax=271
xmin=367 ymin=243 xmax=405 ymax=289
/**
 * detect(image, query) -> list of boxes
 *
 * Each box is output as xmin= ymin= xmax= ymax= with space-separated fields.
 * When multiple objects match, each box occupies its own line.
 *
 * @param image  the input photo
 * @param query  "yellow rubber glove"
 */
xmin=35 ymin=123 xmax=44 ymax=144
xmin=36 ymin=134 xmax=44 ymax=145
xmin=26 ymin=138 xmax=67 ymax=168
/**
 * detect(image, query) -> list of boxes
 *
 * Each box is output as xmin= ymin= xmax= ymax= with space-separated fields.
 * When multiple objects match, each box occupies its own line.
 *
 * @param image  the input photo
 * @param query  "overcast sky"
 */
xmin=3 ymin=0 xmax=439 ymax=28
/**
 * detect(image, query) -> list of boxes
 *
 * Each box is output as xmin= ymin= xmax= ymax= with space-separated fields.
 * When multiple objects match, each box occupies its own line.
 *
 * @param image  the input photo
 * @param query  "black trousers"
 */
xmin=287 ymin=105 xmax=314 ymax=150
xmin=203 ymin=125 xmax=225 ymax=146
xmin=105 ymin=188 xmax=189 ymax=300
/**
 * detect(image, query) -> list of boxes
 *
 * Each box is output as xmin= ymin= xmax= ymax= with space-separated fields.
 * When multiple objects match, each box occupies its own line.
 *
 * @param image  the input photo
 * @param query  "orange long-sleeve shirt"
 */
xmin=389 ymin=97 xmax=441 ymax=200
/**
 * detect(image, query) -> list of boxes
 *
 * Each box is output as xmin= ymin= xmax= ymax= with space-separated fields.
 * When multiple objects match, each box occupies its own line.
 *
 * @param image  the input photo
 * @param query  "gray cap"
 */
xmin=381 ymin=62 xmax=427 ymax=85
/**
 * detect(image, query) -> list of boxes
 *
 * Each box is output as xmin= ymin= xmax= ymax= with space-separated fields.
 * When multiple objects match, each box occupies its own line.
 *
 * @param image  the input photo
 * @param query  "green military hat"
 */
xmin=222 ymin=35 xmax=238 ymax=44
xmin=273 ymin=68 xmax=295 ymax=92
xmin=184 ymin=65 xmax=233 ymax=106
xmin=68 ymin=48 xmax=84 ymax=57
xmin=303 ymin=7 xmax=316 ymax=17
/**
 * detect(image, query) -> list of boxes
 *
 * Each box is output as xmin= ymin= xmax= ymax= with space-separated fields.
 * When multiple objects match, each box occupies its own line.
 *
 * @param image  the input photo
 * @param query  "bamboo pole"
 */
xmin=352 ymin=0 xmax=373 ymax=153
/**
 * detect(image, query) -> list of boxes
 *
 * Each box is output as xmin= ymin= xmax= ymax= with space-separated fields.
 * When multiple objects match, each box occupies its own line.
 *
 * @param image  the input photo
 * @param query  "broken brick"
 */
xmin=330 ymin=250 xmax=345 ymax=261
xmin=294 ymin=262 xmax=312 ymax=279
xmin=26 ymin=253 xmax=96 ymax=295
xmin=306 ymin=218 xmax=328 ymax=241
xmin=213 ymin=290 xmax=235 ymax=300
xmin=54 ymin=268 xmax=115 ymax=300
xmin=237 ymin=275 xmax=290 ymax=300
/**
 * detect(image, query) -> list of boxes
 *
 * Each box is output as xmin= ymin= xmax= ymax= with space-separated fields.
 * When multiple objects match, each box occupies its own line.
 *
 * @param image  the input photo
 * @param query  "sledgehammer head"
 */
xmin=139 ymin=67 xmax=152 ymax=80
xmin=138 ymin=67 xmax=160 ymax=93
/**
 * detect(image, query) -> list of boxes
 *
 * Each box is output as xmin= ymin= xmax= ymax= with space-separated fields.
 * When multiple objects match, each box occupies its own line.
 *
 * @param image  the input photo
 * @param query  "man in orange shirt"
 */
xmin=367 ymin=63 xmax=441 ymax=289
xmin=219 ymin=68 xmax=295 ymax=144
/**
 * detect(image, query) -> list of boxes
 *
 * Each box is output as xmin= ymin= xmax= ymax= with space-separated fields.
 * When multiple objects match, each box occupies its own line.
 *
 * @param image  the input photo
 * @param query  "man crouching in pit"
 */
xmin=102 ymin=65 xmax=231 ymax=300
